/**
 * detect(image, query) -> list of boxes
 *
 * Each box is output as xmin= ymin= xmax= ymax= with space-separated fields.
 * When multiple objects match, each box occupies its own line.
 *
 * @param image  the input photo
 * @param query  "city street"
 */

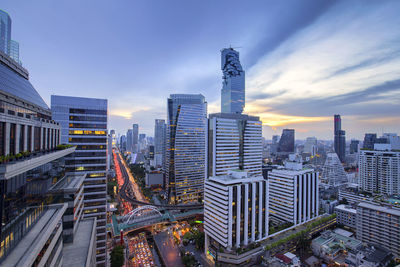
xmin=154 ymin=231 xmax=184 ymax=267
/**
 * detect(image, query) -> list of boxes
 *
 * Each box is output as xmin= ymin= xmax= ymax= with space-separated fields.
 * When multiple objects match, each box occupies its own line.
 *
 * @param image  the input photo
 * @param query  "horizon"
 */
xmin=2 ymin=0 xmax=400 ymax=140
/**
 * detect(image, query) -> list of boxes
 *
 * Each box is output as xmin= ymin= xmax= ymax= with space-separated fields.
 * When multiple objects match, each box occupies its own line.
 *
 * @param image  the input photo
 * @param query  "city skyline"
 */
xmin=1 ymin=1 xmax=400 ymax=139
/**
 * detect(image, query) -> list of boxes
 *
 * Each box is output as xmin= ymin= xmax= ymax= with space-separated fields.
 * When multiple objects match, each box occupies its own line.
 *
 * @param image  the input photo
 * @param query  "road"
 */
xmin=154 ymin=231 xmax=184 ymax=267
xmin=116 ymin=150 xmax=146 ymax=202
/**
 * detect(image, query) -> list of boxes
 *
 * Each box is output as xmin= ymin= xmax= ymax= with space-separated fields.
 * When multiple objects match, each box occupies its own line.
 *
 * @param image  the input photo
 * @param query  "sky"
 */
xmin=2 ymin=0 xmax=400 ymax=140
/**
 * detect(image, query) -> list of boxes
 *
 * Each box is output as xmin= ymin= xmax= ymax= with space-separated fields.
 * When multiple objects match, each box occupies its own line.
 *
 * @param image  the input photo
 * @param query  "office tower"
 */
xmin=334 ymin=115 xmax=346 ymax=162
xmin=120 ymin=135 xmax=127 ymax=152
xmin=126 ymin=129 xmax=133 ymax=152
xmin=110 ymin=129 xmax=116 ymax=147
xmin=304 ymin=137 xmax=317 ymax=156
xmin=132 ymin=124 xmax=139 ymax=153
xmin=154 ymin=119 xmax=166 ymax=168
xmin=277 ymin=129 xmax=295 ymax=154
xmin=0 ymin=10 xmax=20 ymax=64
xmin=166 ymin=94 xmax=207 ymax=204
xmin=359 ymin=148 xmax=400 ymax=195
xmin=268 ymin=154 xmax=319 ymax=225
xmin=383 ymin=133 xmax=400 ymax=149
xmin=208 ymin=113 xmax=262 ymax=177
xmin=221 ymin=48 xmax=245 ymax=114
xmin=51 ymin=95 xmax=108 ymax=265
xmin=0 ymin=54 xmax=95 ymax=265
xmin=349 ymin=139 xmax=359 ymax=154
xmin=321 ymin=153 xmax=348 ymax=186
xmin=271 ymin=135 xmax=280 ymax=155
xmin=363 ymin=133 xmax=377 ymax=149
xmin=204 ymin=171 xmax=268 ymax=253
xmin=139 ymin=133 xmax=146 ymax=151
xmin=357 ymin=202 xmax=400 ymax=258
xmin=0 ymin=10 xmax=11 ymax=56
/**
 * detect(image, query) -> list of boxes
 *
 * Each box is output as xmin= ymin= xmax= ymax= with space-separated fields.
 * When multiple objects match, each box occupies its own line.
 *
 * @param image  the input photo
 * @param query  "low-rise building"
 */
xmin=335 ymin=204 xmax=357 ymax=229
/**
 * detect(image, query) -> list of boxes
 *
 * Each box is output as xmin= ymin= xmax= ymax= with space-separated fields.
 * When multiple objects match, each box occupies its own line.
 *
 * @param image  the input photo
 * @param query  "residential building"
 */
xmin=51 ymin=95 xmax=108 ymax=265
xmin=335 ymin=204 xmax=357 ymax=228
xmin=321 ymin=153 xmax=348 ymax=186
xmin=208 ymin=113 xmax=262 ymax=177
xmin=334 ymin=114 xmax=346 ymax=162
xmin=221 ymin=48 xmax=245 ymax=114
xmin=357 ymin=202 xmax=400 ymax=258
xmin=277 ymin=129 xmax=295 ymax=154
xmin=154 ymin=119 xmax=166 ymax=168
xmin=346 ymin=245 xmax=393 ymax=267
xmin=204 ymin=171 xmax=268 ymax=252
xmin=132 ymin=124 xmax=139 ymax=153
xmin=268 ymin=154 xmax=319 ymax=225
xmin=166 ymin=94 xmax=207 ymax=204
xmin=0 ymin=52 xmax=95 ymax=266
xmin=359 ymin=147 xmax=400 ymax=195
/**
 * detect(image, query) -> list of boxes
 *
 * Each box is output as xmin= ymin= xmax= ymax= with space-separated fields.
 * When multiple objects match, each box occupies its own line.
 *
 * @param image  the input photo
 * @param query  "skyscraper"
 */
xmin=208 ymin=113 xmax=262 ymax=177
xmin=126 ymin=129 xmax=133 ymax=152
xmin=221 ymin=48 xmax=245 ymax=114
xmin=154 ymin=119 xmax=166 ymax=168
xmin=277 ymin=129 xmax=295 ymax=154
xmin=132 ymin=124 xmax=139 ymax=153
xmin=166 ymin=94 xmax=207 ymax=204
xmin=0 ymin=10 xmax=20 ymax=64
xmin=350 ymin=139 xmax=359 ymax=154
xmin=51 ymin=95 xmax=108 ymax=265
xmin=334 ymin=114 xmax=346 ymax=162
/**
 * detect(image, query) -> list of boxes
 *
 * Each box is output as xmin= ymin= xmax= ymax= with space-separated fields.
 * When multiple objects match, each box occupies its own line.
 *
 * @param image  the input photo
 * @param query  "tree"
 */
xmin=110 ymin=245 xmax=124 ymax=267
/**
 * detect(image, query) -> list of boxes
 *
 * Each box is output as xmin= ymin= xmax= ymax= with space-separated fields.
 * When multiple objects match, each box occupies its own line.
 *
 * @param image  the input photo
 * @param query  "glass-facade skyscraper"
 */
xmin=166 ymin=94 xmax=207 ymax=204
xmin=278 ymin=129 xmax=295 ymax=153
xmin=221 ymin=48 xmax=245 ymax=114
xmin=0 ymin=10 xmax=20 ymax=64
xmin=334 ymin=114 xmax=346 ymax=163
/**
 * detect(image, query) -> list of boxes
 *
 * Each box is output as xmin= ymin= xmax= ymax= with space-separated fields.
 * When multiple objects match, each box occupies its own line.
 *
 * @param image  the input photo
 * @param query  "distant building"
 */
xmin=126 ymin=129 xmax=133 ymax=152
xmin=166 ymin=94 xmax=207 ymax=204
xmin=334 ymin=115 xmax=346 ymax=162
xmin=335 ymin=204 xmax=357 ymax=228
xmin=359 ymin=148 xmax=400 ymax=195
xmin=208 ymin=113 xmax=262 ymax=177
xmin=154 ymin=119 xmax=166 ymax=168
xmin=357 ymin=202 xmax=400 ymax=258
xmin=221 ymin=48 xmax=245 ymax=114
xmin=204 ymin=171 xmax=268 ymax=252
xmin=321 ymin=153 xmax=348 ymax=186
xmin=132 ymin=124 xmax=139 ymax=153
xmin=277 ymin=129 xmax=295 ymax=154
xmin=304 ymin=137 xmax=317 ymax=156
xmin=269 ymin=154 xmax=319 ymax=225
xmin=350 ymin=139 xmax=359 ymax=154
xmin=0 ymin=10 xmax=21 ymax=64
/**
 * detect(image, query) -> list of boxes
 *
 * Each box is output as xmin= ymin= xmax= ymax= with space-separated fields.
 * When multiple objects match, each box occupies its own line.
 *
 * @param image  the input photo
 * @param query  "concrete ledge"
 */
xmin=0 ymin=147 xmax=75 ymax=179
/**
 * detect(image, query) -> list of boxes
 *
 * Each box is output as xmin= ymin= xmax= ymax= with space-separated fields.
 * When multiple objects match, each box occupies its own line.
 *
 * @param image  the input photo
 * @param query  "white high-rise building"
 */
xmin=359 ymin=147 xmax=400 ymax=195
xmin=357 ymin=202 xmax=400 ymax=258
xmin=204 ymin=171 xmax=268 ymax=251
xmin=51 ymin=95 xmax=108 ymax=265
xmin=132 ymin=124 xmax=139 ymax=153
xmin=321 ymin=153 xmax=348 ymax=186
xmin=126 ymin=129 xmax=133 ymax=152
xmin=166 ymin=94 xmax=207 ymax=204
xmin=208 ymin=113 xmax=262 ymax=177
xmin=269 ymin=154 xmax=319 ymax=225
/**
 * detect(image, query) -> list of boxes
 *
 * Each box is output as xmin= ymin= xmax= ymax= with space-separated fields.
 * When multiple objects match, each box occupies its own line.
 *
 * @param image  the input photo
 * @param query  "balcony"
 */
xmin=0 ymin=146 xmax=76 ymax=180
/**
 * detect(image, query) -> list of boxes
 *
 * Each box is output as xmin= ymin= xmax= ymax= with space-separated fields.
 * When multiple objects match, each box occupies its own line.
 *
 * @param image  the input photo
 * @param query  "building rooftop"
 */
xmin=270 ymin=168 xmax=314 ymax=176
xmin=207 ymin=171 xmax=264 ymax=185
xmin=313 ymin=230 xmax=362 ymax=253
xmin=358 ymin=202 xmax=400 ymax=216
xmin=335 ymin=204 xmax=357 ymax=214
xmin=1 ymin=204 xmax=67 ymax=266
xmin=63 ymin=218 xmax=96 ymax=267
xmin=209 ymin=112 xmax=260 ymax=121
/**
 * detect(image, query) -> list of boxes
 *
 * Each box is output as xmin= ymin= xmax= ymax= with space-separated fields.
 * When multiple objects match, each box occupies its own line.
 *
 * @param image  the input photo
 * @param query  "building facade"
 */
xmin=166 ymin=94 xmax=207 ymax=204
xmin=278 ymin=129 xmax=295 ymax=154
xmin=154 ymin=119 xmax=166 ymax=169
xmin=335 ymin=204 xmax=357 ymax=228
xmin=208 ymin=113 xmax=262 ymax=177
xmin=51 ymin=95 xmax=108 ymax=265
xmin=221 ymin=48 xmax=245 ymax=114
xmin=334 ymin=115 xmax=346 ymax=163
xmin=204 ymin=171 xmax=268 ymax=252
xmin=357 ymin=202 xmax=400 ymax=258
xmin=132 ymin=124 xmax=139 ymax=153
xmin=359 ymin=149 xmax=400 ymax=195
xmin=0 ymin=10 xmax=20 ymax=64
xmin=268 ymin=155 xmax=319 ymax=225
xmin=321 ymin=153 xmax=348 ymax=186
